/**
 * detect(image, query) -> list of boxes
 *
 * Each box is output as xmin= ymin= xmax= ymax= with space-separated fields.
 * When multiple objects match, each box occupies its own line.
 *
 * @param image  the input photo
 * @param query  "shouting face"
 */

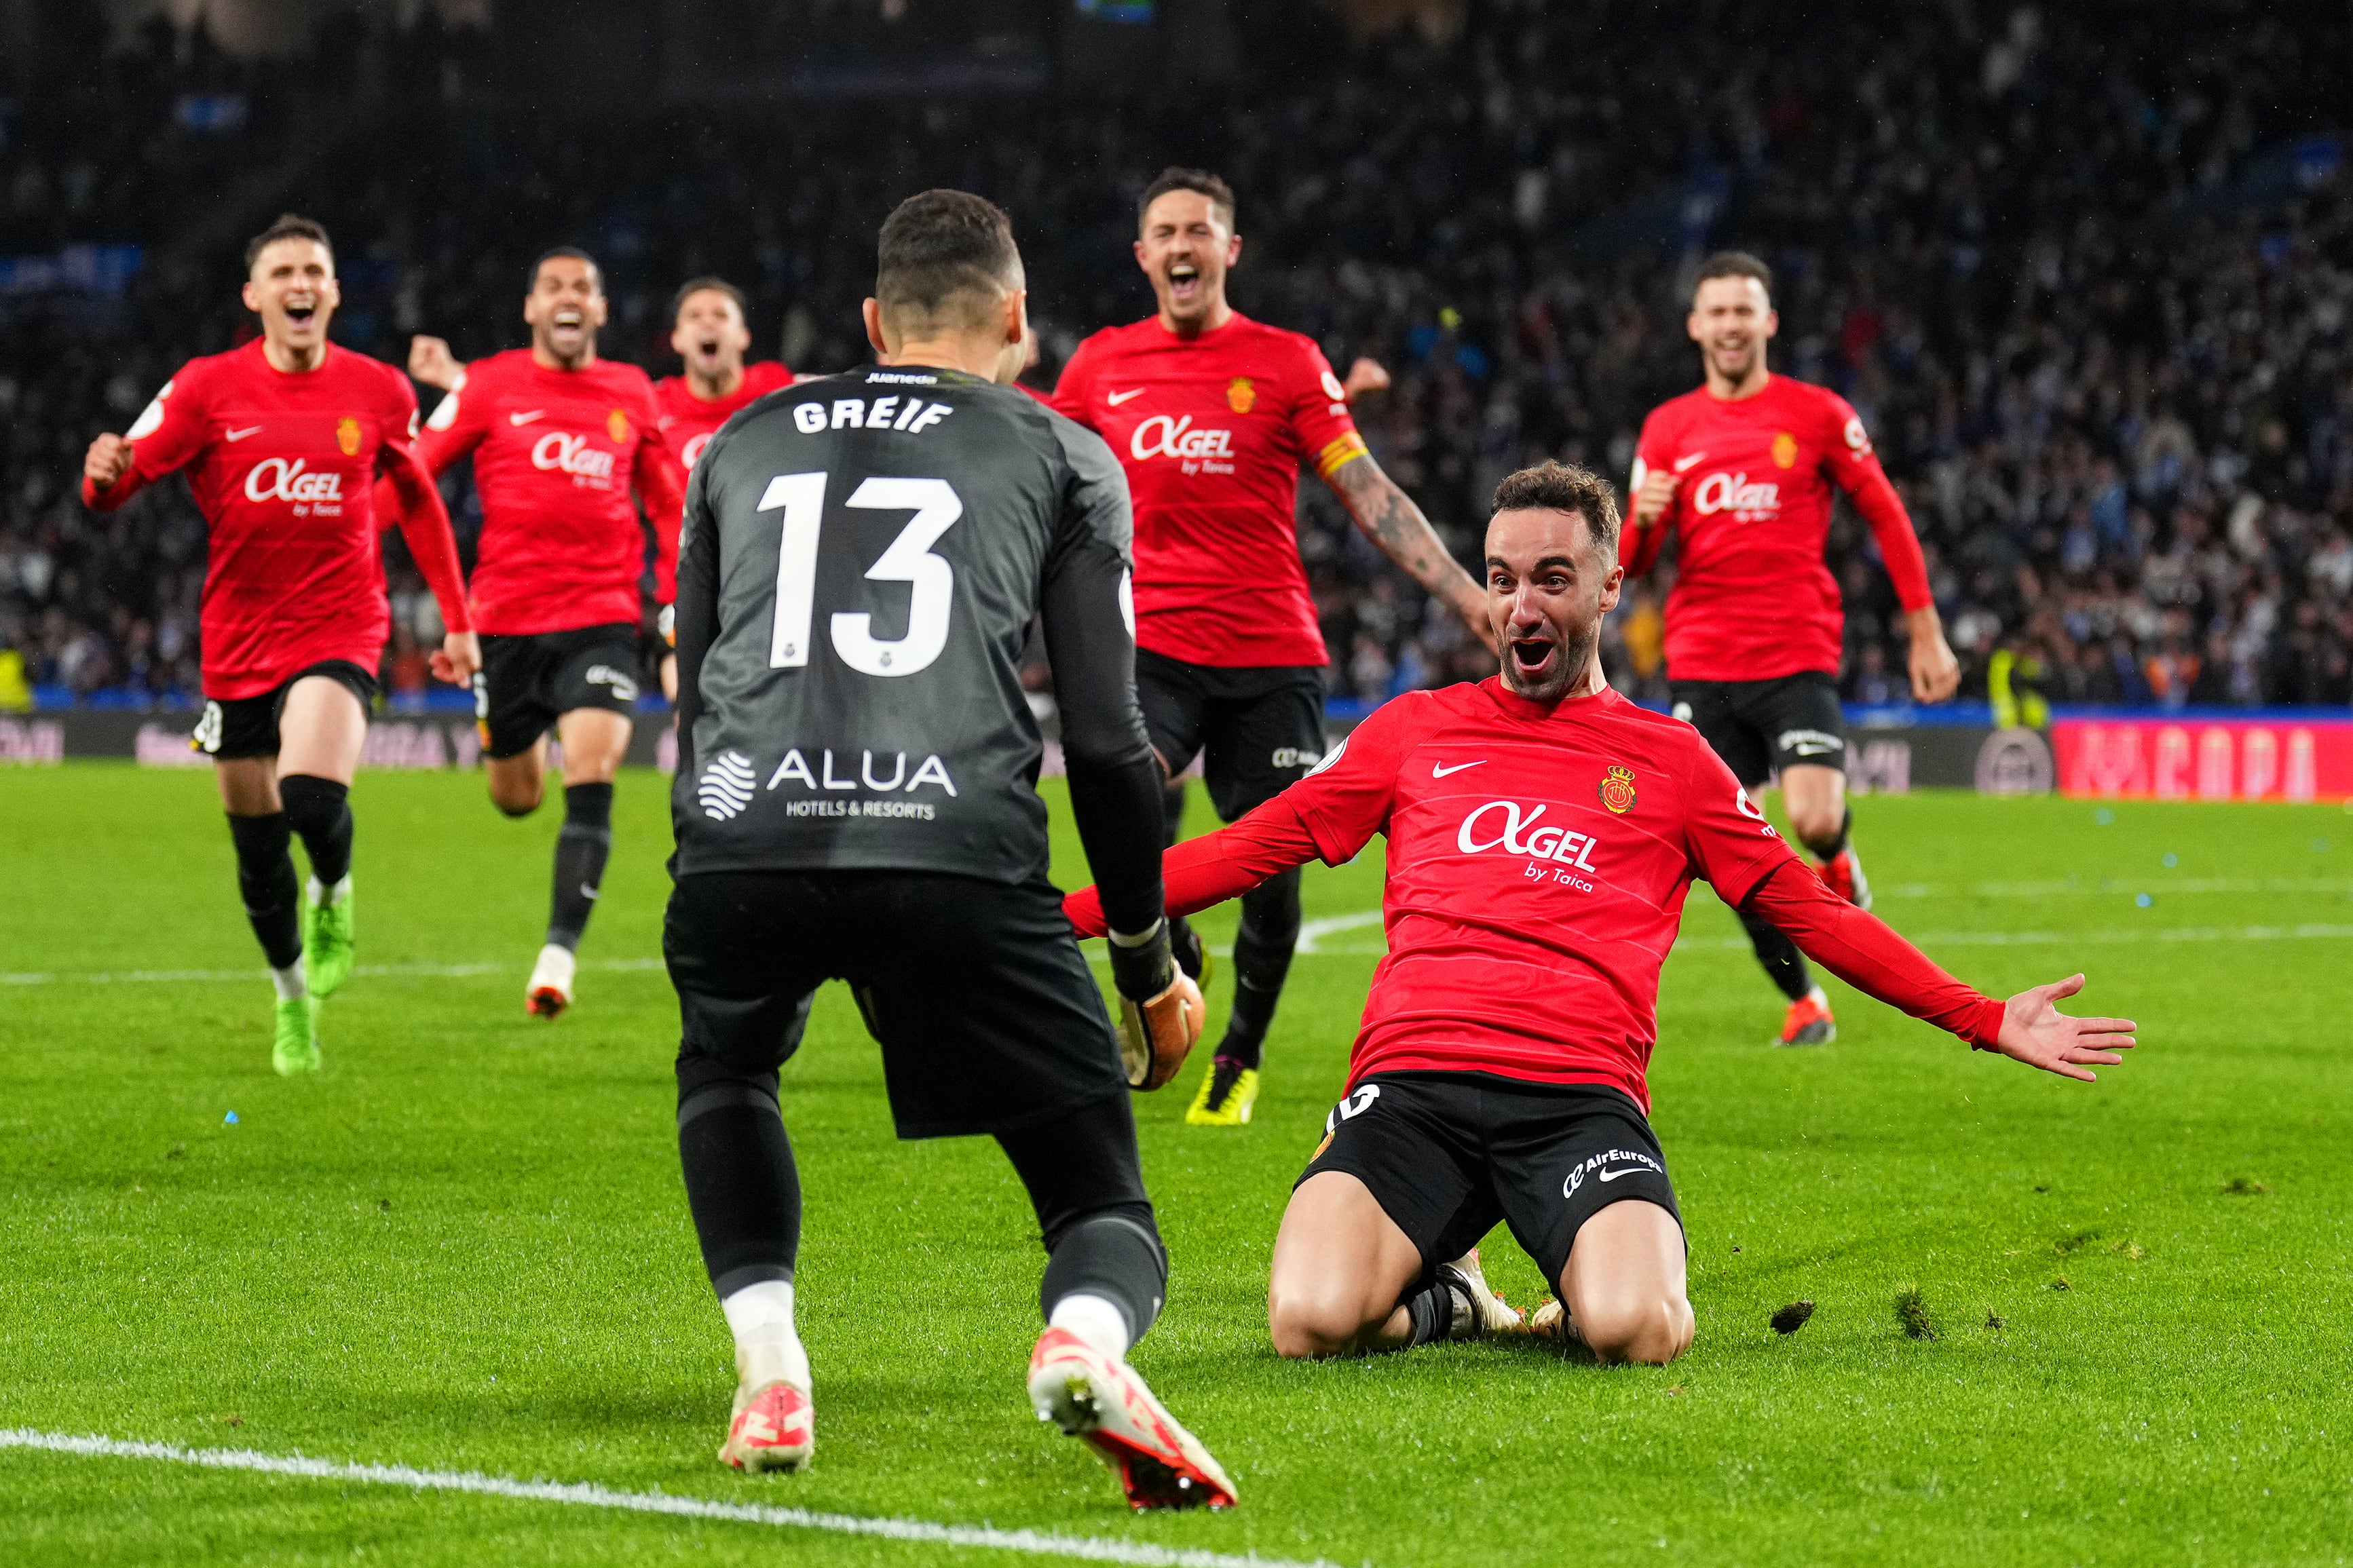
xmin=243 ymin=237 xmax=339 ymax=360
xmin=1135 ymin=188 xmax=1239 ymax=334
xmin=1485 ymin=505 xmax=1623 ymax=703
xmin=671 ymin=287 xmax=751 ymax=386
xmin=527 ymin=254 xmax=607 ymax=368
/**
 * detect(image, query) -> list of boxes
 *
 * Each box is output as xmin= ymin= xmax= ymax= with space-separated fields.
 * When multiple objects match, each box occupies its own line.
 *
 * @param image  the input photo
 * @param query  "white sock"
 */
xmin=269 ymin=963 xmax=305 ymax=1002
xmin=307 ymin=874 xmax=352 ymax=906
xmin=1049 ymin=1293 xmax=1131 ymax=1362
xmin=721 ymin=1280 xmax=809 ymax=1392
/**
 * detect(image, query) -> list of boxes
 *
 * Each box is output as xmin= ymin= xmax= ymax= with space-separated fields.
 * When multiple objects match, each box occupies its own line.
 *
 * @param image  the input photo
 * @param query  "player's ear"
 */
xmin=241 ymin=279 xmax=261 ymax=314
xmin=1598 ymin=562 xmax=1625 ymax=615
xmin=1763 ymin=307 xmax=1780 ymax=339
xmin=1686 ymin=309 xmax=1704 ymax=343
xmin=1226 ymin=231 xmax=1243 ymax=268
xmin=862 ymin=298 xmax=892 ymax=360
xmin=1131 ymin=235 xmax=1150 ymax=273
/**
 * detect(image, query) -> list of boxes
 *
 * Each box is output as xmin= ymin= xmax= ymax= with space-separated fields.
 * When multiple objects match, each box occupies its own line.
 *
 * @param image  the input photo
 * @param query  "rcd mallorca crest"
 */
xmin=1598 ymin=765 xmax=1638 ymax=815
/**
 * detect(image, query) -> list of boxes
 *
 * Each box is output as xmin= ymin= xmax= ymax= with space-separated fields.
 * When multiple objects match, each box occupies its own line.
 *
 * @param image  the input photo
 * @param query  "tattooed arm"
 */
xmin=1326 ymin=455 xmax=1499 ymax=655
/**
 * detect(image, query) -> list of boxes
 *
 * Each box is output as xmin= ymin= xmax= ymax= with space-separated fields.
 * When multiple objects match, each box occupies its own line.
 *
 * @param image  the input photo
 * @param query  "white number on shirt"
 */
xmin=761 ymin=472 xmax=963 ymax=678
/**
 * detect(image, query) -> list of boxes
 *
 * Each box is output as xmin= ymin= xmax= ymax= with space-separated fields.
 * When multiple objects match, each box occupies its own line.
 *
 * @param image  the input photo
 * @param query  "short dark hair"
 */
xmin=671 ymin=276 xmax=747 ymax=326
xmin=1140 ymin=167 xmax=1236 ymax=230
xmin=1490 ymin=460 xmax=1622 ymax=562
xmin=245 ymin=214 xmax=333 ymax=273
xmin=529 ymin=246 xmax=603 ymax=295
xmin=875 ymin=189 xmax=1022 ymax=333
xmin=1695 ymin=250 xmax=1772 ymax=298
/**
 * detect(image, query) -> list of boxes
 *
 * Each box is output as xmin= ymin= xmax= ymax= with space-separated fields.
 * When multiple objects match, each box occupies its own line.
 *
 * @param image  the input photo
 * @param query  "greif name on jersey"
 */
xmin=792 ymin=396 xmax=953 ymax=435
xmin=244 ymin=457 xmax=345 ymax=514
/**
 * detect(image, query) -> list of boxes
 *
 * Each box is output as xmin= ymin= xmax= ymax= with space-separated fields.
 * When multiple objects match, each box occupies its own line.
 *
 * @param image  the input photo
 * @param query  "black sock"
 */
xmin=1218 ymin=866 xmax=1301 ymax=1069
xmin=677 ymin=1068 xmax=801 ymax=1297
xmin=277 ymin=774 xmax=353 ymax=888
xmin=998 ymin=1090 xmax=1165 ymax=1346
xmin=1403 ymin=1276 xmax=1467 ymax=1347
xmin=548 ymin=782 xmax=614 ymax=949
xmin=1738 ymin=906 xmax=1815 ymax=1001
xmin=227 ymin=813 xmax=301 ymax=970
xmin=1807 ymin=806 xmax=1854 ymax=861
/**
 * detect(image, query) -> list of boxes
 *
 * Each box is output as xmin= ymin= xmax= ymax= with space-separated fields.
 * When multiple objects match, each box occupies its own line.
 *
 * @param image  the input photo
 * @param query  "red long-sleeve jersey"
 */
xmin=1064 ymin=678 xmax=2003 ymax=1108
xmin=82 ymin=339 xmax=470 ymax=700
xmin=1627 ymin=375 xmax=1932 ymax=683
xmin=411 ymin=349 xmax=684 ymax=635
xmin=654 ymin=361 xmax=794 ymax=472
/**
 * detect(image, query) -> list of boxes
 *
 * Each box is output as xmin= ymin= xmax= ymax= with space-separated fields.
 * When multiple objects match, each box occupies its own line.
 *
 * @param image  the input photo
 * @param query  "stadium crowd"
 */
xmin=2 ymin=0 xmax=2348 ymax=712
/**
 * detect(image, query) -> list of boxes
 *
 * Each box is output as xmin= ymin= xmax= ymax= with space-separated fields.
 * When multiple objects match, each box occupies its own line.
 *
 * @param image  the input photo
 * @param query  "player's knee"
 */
xmin=490 ymin=780 xmax=542 ymax=818
xmin=1579 ymin=1292 xmax=1694 ymax=1366
xmin=1787 ymin=799 xmax=1843 ymax=852
xmin=1266 ymin=1279 xmax=1383 ymax=1359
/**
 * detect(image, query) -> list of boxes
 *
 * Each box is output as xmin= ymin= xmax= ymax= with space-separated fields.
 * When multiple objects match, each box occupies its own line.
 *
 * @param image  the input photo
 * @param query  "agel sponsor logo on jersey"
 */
xmin=1129 ymin=414 xmax=1235 ymax=474
xmin=531 ymin=432 xmax=616 ymax=484
xmin=243 ymin=457 xmax=344 ymax=513
xmin=1456 ymin=800 xmax=1600 ymax=890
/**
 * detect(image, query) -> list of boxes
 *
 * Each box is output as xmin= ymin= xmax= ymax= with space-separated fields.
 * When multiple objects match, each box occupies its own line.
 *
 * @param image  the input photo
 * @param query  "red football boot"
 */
xmin=1817 ymin=845 xmax=1872 ymax=911
xmin=717 ymin=1379 xmax=814 ymax=1472
xmin=1027 ymin=1328 xmax=1236 ymax=1510
xmin=1777 ymin=987 xmax=1837 ymax=1047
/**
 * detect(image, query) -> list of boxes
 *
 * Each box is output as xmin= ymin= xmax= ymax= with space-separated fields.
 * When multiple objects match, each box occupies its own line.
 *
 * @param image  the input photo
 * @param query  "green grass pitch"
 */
xmin=3 ymin=761 xmax=2350 ymax=1565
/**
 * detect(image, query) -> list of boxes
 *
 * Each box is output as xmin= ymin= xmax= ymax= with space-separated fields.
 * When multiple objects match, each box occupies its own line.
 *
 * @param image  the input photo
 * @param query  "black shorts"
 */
xmin=192 ymin=661 xmax=377 ymax=761
xmin=474 ymin=623 xmax=641 ymax=760
xmin=665 ymin=868 xmax=1128 ymax=1140
xmin=1670 ymin=671 xmax=1846 ymax=788
xmin=1135 ymin=649 xmax=1325 ymax=822
xmin=1298 ymin=1071 xmax=1682 ymax=1289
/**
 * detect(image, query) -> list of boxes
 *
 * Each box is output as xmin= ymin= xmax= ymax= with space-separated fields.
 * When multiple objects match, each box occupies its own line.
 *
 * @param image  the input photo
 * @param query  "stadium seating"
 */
xmin=0 ymin=0 xmax=2346 ymax=712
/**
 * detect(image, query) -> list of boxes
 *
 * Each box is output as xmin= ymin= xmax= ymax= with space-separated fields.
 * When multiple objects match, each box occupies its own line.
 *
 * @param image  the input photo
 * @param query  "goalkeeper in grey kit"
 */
xmin=662 ymin=187 xmax=1235 ymax=1508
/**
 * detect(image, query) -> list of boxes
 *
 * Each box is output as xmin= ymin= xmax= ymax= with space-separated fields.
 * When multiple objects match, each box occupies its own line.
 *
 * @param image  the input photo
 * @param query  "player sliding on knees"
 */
xmin=81 ymin=214 xmax=478 ymax=1076
xmin=1054 ymin=167 xmax=1499 ymax=1128
xmin=1627 ymin=252 xmax=1962 ymax=1048
xmin=1066 ymin=461 xmax=2134 ymax=1365
xmin=402 ymin=249 xmax=685 ymax=1020
xmin=664 ymin=190 xmax=1232 ymax=1507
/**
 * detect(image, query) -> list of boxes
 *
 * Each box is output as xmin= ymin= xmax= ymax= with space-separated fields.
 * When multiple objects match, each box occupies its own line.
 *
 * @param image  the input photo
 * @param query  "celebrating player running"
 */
xmin=1054 ymin=167 xmax=1497 ymax=1128
xmin=1627 ymin=251 xmax=1963 ymax=1047
xmin=1067 ymin=461 xmax=2132 ymax=1366
xmin=404 ymin=249 xmax=685 ymax=1019
xmin=81 ymin=214 xmax=478 ymax=1076
xmin=664 ymin=191 xmax=1229 ymax=1506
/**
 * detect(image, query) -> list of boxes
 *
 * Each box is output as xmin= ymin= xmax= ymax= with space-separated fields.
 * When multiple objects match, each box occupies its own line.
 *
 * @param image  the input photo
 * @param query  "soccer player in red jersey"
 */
xmin=403 ymin=248 xmax=685 ymax=1018
xmin=80 ymin=214 xmax=478 ymax=1075
xmin=1053 ymin=167 xmax=1496 ymax=1128
xmin=1066 ymin=462 xmax=2132 ymax=1364
xmin=650 ymin=277 xmax=793 ymax=700
xmin=1626 ymin=251 xmax=1963 ymax=1048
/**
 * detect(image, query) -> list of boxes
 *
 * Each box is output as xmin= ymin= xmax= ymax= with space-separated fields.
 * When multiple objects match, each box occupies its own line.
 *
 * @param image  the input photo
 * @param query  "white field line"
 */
xmin=0 ymin=1429 xmax=1344 ymax=1568
xmin=1877 ymin=874 xmax=2353 ymax=900
xmin=12 ymin=917 xmax=2353 ymax=988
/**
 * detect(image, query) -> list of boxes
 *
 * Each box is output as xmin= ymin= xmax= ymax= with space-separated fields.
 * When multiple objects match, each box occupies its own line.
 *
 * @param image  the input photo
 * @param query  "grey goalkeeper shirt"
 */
xmin=669 ymin=364 xmax=1157 ymax=899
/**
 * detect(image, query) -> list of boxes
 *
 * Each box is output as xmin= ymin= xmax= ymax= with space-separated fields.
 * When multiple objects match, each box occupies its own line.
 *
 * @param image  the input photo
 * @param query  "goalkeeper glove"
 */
xmin=1106 ymin=917 xmax=1204 ymax=1091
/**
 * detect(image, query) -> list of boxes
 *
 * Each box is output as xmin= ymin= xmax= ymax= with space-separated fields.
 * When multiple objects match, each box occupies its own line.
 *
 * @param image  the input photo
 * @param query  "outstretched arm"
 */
xmin=1744 ymin=862 xmax=2136 ymax=1079
xmin=1063 ymin=796 xmax=1321 ymax=938
xmin=1327 ymin=455 xmax=1499 ymax=655
xmin=377 ymin=438 xmax=478 ymax=685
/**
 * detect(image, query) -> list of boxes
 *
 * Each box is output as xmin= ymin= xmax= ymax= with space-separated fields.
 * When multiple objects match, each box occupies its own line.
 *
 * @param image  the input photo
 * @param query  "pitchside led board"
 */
xmin=6 ymin=710 xmax=2352 ymax=807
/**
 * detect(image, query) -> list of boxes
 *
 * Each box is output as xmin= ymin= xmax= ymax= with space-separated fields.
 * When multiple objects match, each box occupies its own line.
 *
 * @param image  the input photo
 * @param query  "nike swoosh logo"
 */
xmin=509 ymin=410 xmax=548 ymax=425
xmin=579 ymin=884 xmax=600 ymax=900
xmin=1106 ymin=389 xmax=1146 ymax=406
xmin=223 ymin=426 xmax=263 ymax=442
xmin=1431 ymin=761 xmax=1485 ymax=777
xmin=1596 ymin=1167 xmax=1645 ymax=1183
xmin=1673 ymin=453 xmax=1705 ymax=472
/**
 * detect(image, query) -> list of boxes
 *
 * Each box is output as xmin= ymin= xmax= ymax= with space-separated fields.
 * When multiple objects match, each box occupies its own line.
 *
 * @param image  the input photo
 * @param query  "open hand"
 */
xmin=1994 ymin=974 xmax=2136 ymax=1081
xmin=1342 ymin=356 xmax=1391 ymax=400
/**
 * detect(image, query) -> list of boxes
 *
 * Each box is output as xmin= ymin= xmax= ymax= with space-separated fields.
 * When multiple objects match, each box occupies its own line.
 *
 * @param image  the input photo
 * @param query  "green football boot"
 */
xmin=272 ymin=994 xmax=322 ymax=1077
xmin=303 ymin=880 xmax=355 ymax=998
